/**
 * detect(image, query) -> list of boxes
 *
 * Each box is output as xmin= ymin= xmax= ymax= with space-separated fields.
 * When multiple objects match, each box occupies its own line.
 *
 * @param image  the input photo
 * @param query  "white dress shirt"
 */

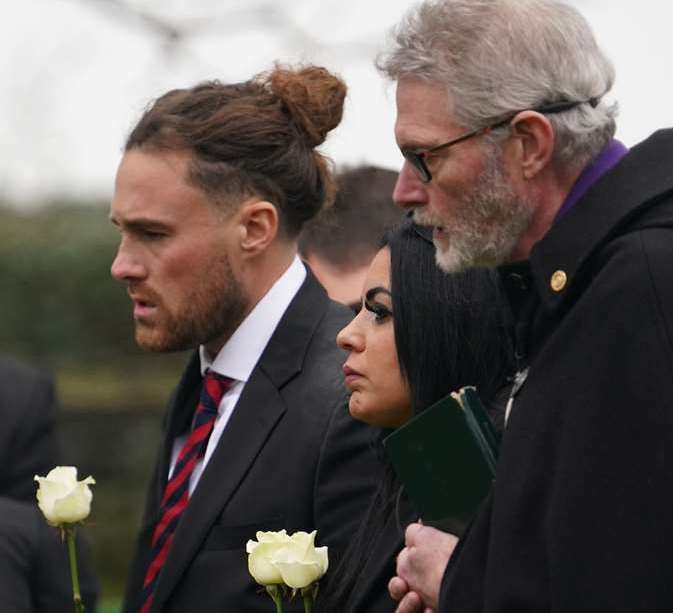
xmin=168 ymin=256 xmax=307 ymax=495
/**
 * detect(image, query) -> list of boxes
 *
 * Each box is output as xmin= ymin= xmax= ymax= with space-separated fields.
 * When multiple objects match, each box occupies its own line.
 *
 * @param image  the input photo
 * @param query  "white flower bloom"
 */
xmin=34 ymin=466 xmax=95 ymax=527
xmin=247 ymin=529 xmax=328 ymax=589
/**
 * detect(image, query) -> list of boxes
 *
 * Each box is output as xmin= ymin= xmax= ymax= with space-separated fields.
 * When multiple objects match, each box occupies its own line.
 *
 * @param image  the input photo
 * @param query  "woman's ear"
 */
xmin=508 ymin=111 xmax=555 ymax=180
xmin=238 ymin=199 xmax=279 ymax=256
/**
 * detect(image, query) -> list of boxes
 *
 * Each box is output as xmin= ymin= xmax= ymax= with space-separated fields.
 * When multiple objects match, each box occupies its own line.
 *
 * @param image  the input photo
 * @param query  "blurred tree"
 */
xmin=1 ymin=204 xmax=130 ymax=360
xmin=0 ymin=204 xmax=186 ymax=408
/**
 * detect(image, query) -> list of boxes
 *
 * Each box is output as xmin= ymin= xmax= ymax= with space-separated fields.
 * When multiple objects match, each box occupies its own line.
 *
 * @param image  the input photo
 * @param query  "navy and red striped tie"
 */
xmin=140 ymin=370 xmax=234 ymax=613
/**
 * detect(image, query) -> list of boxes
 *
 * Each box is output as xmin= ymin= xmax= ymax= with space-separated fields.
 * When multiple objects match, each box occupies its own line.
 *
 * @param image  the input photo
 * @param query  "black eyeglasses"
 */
xmin=400 ymin=98 xmax=598 ymax=183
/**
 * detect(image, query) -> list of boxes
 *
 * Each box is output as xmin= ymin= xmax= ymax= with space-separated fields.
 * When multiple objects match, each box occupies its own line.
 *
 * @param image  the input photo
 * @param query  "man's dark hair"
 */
xmin=298 ymin=165 xmax=404 ymax=269
xmin=125 ymin=65 xmax=346 ymax=238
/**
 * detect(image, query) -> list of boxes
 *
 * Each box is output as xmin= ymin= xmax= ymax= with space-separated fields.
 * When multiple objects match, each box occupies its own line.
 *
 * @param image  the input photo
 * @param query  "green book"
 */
xmin=382 ymin=386 xmax=499 ymax=535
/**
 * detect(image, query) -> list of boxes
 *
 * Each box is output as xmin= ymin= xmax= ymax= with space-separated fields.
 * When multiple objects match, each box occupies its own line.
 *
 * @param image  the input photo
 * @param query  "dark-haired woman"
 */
xmin=319 ymin=221 xmax=514 ymax=612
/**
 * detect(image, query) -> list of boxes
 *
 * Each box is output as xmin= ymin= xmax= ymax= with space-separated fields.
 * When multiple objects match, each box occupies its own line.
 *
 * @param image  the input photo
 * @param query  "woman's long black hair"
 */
xmin=391 ymin=222 xmax=514 ymax=417
xmin=320 ymin=220 xmax=515 ymax=612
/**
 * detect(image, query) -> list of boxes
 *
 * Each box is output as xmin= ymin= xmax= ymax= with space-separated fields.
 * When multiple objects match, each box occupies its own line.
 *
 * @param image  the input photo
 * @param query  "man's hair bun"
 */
xmin=264 ymin=64 xmax=347 ymax=148
xmin=125 ymin=63 xmax=347 ymax=237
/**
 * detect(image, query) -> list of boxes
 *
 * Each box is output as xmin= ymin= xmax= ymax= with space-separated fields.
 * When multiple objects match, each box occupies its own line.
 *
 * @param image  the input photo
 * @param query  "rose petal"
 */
xmin=35 ymin=477 xmax=69 ymax=520
xmin=248 ymin=542 xmax=284 ymax=585
xmin=256 ymin=530 xmax=288 ymax=543
xmin=288 ymin=531 xmax=315 ymax=557
xmin=46 ymin=466 xmax=79 ymax=487
xmin=51 ymin=483 xmax=93 ymax=524
xmin=245 ymin=540 xmax=259 ymax=554
xmin=315 ymin=546 xmax=329 ymax=574
xmin=275 ymin=560 xmax=324 ymax=589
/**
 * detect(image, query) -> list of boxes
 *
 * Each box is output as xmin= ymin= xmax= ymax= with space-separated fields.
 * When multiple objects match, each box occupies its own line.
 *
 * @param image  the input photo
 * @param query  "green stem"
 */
xmin=302 ymin=591 xmax=313 ymax=613
xmin=266 ymin=585 xmax=284 ymax=613
xmin=65 ymin=526 xmax=85 ymax=613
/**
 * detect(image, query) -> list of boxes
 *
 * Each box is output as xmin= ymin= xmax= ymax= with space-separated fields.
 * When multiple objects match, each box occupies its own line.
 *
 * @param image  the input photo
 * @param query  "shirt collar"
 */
xmin=199 ymin=255 xmax=307 ymax=381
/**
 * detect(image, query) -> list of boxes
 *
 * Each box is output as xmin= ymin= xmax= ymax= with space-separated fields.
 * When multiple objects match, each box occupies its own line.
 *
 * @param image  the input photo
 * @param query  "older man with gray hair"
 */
xmin=378 ymin=1 xmax=673 ymax=612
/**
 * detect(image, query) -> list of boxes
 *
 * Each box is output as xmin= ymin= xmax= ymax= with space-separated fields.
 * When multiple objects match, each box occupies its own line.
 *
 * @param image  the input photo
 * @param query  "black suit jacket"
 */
xmin=0 ymin=355 xmax=60 ymax=500
xmin=123 ymin=271 xmax=381 ymax=612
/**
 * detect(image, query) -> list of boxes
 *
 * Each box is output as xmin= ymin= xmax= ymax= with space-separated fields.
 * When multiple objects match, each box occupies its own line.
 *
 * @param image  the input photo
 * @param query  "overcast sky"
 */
xmin=2 ymin=0 xmax=672 ymax=206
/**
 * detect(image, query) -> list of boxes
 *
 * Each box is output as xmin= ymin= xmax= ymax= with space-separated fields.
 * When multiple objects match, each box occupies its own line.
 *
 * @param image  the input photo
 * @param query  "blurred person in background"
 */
xmin=0 ymin=355 xmax=98 ymax=611
xmin=377 ymin=0 xmax=673 ymax=611
xmin=299 ymin=165 xmax=404 ymax=310
xmin=110 ymin=64 xmax=380 ymax=613
xmin=0 ymin=354 xmax=59 ymax=501
xmin=316 ymin=221 xmax=513 ymax=612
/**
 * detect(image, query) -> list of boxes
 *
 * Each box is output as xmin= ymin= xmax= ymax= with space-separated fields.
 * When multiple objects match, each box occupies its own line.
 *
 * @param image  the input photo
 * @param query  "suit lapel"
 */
xmin=150 ymin=272 xmax=331 ymax=611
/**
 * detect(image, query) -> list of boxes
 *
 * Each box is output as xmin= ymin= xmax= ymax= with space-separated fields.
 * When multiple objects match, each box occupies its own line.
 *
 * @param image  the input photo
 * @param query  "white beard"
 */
xmin=421 ymin=148 xmax=533 ymax=273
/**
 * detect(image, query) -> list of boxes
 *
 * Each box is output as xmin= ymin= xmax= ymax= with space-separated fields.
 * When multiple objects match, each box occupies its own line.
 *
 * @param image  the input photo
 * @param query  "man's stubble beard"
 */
xmin=135 ymin=252 xmax=249 ymax=353
xmin=417 ymin=146 xmax=534 ymax=273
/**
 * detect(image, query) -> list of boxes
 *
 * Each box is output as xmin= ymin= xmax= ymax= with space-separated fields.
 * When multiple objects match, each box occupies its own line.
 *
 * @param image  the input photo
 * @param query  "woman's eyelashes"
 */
xmin=364 ymin=299 xmax=392 ymax=323
xmin=362 ymin=286 xmax=393 ymax=323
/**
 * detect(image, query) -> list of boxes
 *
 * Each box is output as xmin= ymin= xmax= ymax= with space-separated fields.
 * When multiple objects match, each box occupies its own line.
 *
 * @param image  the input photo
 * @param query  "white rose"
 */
xmin=274 ymin=530 xmax=329 ymax=589
xmin=246 ymin=529 xmax=329 ymax=589
xmin=34 ymin=466 xmax=95 ymax=526
xmin=246 ymin=530 xmax=290 ymax=585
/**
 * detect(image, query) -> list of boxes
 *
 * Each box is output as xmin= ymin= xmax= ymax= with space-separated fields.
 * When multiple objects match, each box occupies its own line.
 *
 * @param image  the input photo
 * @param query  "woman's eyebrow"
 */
xmin=365 ymin=286 xmax=392 ymax=301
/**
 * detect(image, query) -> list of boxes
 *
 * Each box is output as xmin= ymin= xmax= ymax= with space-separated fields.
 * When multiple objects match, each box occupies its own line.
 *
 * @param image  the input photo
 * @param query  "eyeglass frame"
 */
xmin=400 ymin=98 xmax=598 ymax=183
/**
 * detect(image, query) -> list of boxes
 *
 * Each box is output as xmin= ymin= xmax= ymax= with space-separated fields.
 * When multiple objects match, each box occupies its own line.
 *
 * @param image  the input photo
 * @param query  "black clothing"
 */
xmin=0 ymin=356 xmax=99 ymax=612
xmin=123 ymin=273 xmax=380 ymax=613
xmin=0 ymin=356 xmax=60 ymax=501
xmin=440 ymin=129 xmax=673 ymax=612
xmin=0 ymin=498 xmax=98 ymax=613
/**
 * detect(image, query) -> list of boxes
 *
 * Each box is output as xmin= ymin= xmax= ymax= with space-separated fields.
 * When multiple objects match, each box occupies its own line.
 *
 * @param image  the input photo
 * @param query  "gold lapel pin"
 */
xmin=550 ymin=270 xmax=567 ymax=292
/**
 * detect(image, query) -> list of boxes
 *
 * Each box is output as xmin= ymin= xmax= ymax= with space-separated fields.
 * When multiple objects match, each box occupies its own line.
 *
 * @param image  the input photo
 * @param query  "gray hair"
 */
xmin=377 ymin=0 xmax=618 ymax=169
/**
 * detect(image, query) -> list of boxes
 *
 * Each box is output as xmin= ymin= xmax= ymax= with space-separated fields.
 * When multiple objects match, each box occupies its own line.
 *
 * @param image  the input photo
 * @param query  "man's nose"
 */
xmin=392 ymin=161 xmax=429 ymax=211
xmin=110 ymin=241 xmax=146 ymax=282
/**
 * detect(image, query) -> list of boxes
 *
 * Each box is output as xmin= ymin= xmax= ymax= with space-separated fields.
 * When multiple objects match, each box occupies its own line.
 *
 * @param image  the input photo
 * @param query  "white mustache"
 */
xmin=413 ymin=209 xmax=445 ymax=228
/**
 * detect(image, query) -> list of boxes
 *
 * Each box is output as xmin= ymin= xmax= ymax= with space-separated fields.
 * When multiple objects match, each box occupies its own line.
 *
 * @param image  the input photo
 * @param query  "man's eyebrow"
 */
xmin=109 ymin=217 xmax=172 ymax=232
xmin=397 ymin=137 xmax=425 ymax=150
xmin=398 ymin=138 xmax=441 ymax=153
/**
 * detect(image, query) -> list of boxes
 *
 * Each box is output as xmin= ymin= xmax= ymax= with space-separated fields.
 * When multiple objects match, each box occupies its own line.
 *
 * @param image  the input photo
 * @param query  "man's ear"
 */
xmin=237 ymin=199 xmax=279 ymax=256
xmin=508 ymin=111 xmax=555 ymax=180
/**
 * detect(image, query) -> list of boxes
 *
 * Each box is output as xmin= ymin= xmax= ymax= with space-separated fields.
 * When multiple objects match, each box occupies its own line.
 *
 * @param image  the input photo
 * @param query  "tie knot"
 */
xmin=199 ymin=370 xmax=234 ymax=416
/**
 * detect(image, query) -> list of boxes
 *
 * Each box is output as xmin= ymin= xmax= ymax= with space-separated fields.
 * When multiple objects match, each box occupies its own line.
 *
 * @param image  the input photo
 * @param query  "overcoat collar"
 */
xmin=529 ymin=128 xmax=673 ymax=313
xmin=150 ymin=270 xmax=330 ymax=611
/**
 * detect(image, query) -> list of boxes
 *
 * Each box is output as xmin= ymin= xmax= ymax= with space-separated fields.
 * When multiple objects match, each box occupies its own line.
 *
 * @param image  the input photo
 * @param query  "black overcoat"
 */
xmin=440 ymin=129 xmax=673 ymax=612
